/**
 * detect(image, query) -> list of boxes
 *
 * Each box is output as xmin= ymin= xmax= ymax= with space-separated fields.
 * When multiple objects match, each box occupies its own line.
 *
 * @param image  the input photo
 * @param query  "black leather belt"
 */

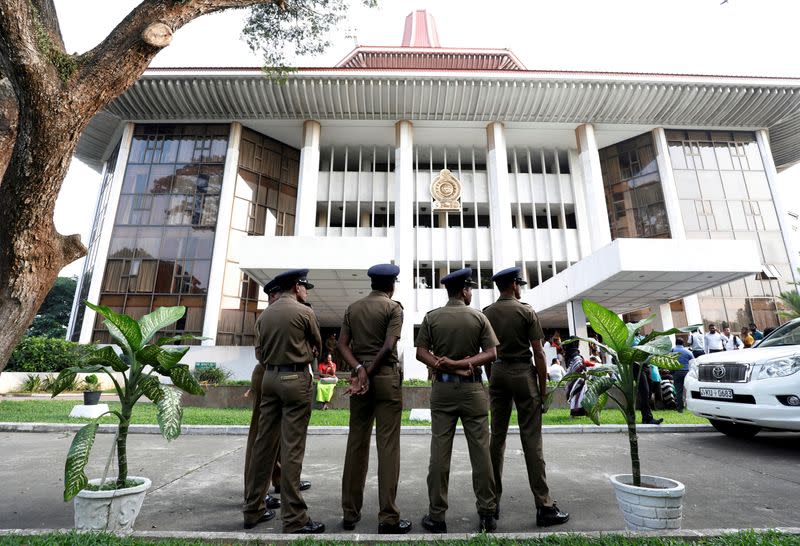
xmin=268 ymin=363 xmax=308 ymax=372
xmin=436 ymin=372 xmax=482 ymax=383
xmin=495 ymin=357 xmax=531 ymax=364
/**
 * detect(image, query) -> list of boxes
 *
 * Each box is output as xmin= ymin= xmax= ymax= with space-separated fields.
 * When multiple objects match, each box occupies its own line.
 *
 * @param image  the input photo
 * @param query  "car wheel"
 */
xmin=709 ymin=419 xmax=761 ymax=438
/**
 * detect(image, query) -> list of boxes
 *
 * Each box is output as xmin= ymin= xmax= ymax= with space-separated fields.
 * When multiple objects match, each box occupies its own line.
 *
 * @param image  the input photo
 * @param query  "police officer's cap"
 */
xmin=367 ymin=263 xmax=400 ymax=279
xmin=263 ymin=278 xmax=281 ymax=295
xmin=441 ymin=267 xmax=479 ymax=289
xmin=273 ymin=268 xmax=314 ymax=290
xmin=492 ymin=266 xmax=527 ymax=286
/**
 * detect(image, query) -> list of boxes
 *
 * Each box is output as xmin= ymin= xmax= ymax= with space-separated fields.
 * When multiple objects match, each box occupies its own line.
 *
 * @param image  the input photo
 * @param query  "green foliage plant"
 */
xmin=8 ymin=337 xmax=96 ymax=373
xmin=21 ymin=374 xmax=43 ymax=393
xmin=82 ymin=374 xmax=100 ymax=392
xmin=554 ymin=299 xmax=695 ymax=487
xmin=190 ymin=366 xmax=231 ymax=385
xmin=53 ymin=303 xmax=205 ymax=501
xmin=778 ymin=267 xmax=800 ymax=320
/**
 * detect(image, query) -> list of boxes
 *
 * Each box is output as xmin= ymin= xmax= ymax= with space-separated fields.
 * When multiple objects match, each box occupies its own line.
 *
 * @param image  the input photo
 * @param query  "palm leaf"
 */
xmin=138 ymin=306 xmax=186 ymax=346
xmin=156 ymin=386 xmax=184 ymax=440
xmin=139 ymin=375 xmax=164 ymax=403
xmin=582 ymin=299 xmax=629 ymax=352
xmin=168 ymin=364 xmax=205 ymax=395
xmin=85 ymin=301 xmax=142 ymax=352
xmin=778 ymin=290 xmax=800 ymax=319
xmin=63 ymin=422 xmax=99 ymax=501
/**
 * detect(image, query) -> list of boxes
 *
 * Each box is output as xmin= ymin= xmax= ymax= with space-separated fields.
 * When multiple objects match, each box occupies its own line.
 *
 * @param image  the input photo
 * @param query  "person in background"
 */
xmin=687 ymin=327 xmax=705 ymax=358
xmin=704 ymin=323 xmax=725 ymax=354
xmin=740 ymin=326 xmax=755 ymax=348
xmin=547 ymin=358 xmax=565 ymax=382
xmin=721 ymin=325 xmax=743 ymax=351
xmin=317 ymin=354 xmax=338 ymax=410
xmin=749 ymin=322 xmax=764 ymax=341
xmin=670 ymin=338 xmax=694 ymax=413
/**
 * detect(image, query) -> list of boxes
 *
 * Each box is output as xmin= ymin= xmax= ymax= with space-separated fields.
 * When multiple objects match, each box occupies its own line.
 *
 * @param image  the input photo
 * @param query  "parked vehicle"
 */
xmin=685 ymin=317 xmax=800 ymax=437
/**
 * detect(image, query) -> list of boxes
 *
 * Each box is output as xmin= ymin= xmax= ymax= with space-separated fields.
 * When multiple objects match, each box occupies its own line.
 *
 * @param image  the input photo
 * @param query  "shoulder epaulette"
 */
xmin=392 ymin=299 xmax=404 ymax=310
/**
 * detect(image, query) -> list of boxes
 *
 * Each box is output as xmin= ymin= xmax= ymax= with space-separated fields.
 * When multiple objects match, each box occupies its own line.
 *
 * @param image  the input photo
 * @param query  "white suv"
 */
xmin=685 ymin=317 xmax=800 ymax=437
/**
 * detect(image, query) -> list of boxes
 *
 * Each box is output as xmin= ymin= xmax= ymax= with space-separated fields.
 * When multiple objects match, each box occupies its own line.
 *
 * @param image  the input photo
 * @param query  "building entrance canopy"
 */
xmin=525 ymin=238 xmax=763 ymax=324
xmin=240 ymin=236 xmax=393 ymax=327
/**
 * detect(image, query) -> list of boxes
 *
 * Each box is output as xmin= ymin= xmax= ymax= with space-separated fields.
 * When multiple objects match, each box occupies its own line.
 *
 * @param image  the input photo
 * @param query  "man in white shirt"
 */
xmin=687 ymin=327 xmax=705 ymax=358
xmin=721 ymin=326 xmax=743 ymax=351
xmin=704 ymin=323 xmax=725 ymax=354
xmin=547 ymin=358 xmax=564 ymax=382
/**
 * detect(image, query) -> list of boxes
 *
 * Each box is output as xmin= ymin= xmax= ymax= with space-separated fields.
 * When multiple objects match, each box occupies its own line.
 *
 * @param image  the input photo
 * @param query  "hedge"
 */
xmin=7 ymin=336 xmax=97 ymax=373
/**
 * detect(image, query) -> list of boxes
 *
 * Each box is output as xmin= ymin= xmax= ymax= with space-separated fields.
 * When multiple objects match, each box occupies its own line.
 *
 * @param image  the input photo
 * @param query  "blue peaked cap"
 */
xmin=263 ymin=278 xmax=280 ymax=295
xmin=441 ymin=267 xmax=479 ymax=288
xmin=273 ymin=268 xmax=314 ymax=290
xmin=492 ymin=266 xmax=527 ymax=286
xmin=367 ymin=263 xmax=400 ymax=278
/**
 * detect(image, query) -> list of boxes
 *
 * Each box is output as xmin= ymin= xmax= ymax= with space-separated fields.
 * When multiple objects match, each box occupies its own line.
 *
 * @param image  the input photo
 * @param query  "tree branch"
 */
xmin=75 ymin=0 xmax=276 ymax=111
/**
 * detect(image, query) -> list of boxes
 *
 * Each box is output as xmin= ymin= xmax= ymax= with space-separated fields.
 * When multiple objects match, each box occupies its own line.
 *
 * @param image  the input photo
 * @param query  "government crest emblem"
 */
xmin=430 ymin=169 xmax=462 ymax=211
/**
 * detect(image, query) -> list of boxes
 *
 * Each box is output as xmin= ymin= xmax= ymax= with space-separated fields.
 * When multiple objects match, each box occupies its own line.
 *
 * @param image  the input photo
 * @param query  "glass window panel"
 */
xmin=714 ymin=144 xmax=734 ymax=170
xmin=177 ymin=137 xmax=196 ymax=163
xmin=698 ymin=297 xmax=727 ymax=327
xmin=674 ymin=170 xmax=701 ymax=199
xmin=743 ymin=140 xmax=763 ymax=170
xmin=711 ymin=200 xmax=731 ymax=231
xmin=166 ymin=195 xmax=192 ymax=225
xmin=148 ymin=195 xmax=170 ymax=226
xmin=698 ymin=142 xmax=718 ymax=170
xmin=101 ymin=260 xmax=126 ymax=292
xmin=121 ymin=165 xmax=150 ymax=194
xmin=720 ymin=170 xmax=747 ymax=199
xmin=758 ymin=232 xmax=788 ymax=263
xmin=744 ymin=171 xmax=771 ymax=200
xmin=759 ymin=201 xmax=780 ymax=230
xmin=108 ymin=227 xmax=137 ymax=258
xmin=697 ymin=170 xmax=723 ymax=197
xmin=155 ymin=261 xmax=175 ymax=293
xmin=728 ymin=201 xmax=748 ymax=230
xmin=183 ymin=229 xmax=214 ymax=260
xmin=147 ymin=164 xmax=174 ymax=194
xmin=209 ymin=137 xmax=228 ymax=163
xmin=680 ymin=200 xmax=700 ymax=231
xmin=723 ymin=298 xmax=749 ymax=330
xmin=667 ymin=142 xmax=687 ymax=169
xmin=134 ymin=227 xmax=162 ymax=259
xmin=160 ymin=228 xmax=190 ymax=259
xmin=128 ymin=137 xmax=148 ymax=164
xmin=173 ymin=164 xmax=200 ymax=194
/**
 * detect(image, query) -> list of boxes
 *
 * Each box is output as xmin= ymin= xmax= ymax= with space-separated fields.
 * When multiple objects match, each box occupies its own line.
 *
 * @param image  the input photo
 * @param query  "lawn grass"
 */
xmin=0 ymin=399 xmax=707 ymax=427
xmin=0 ymin=530 xmax=797 ymax=545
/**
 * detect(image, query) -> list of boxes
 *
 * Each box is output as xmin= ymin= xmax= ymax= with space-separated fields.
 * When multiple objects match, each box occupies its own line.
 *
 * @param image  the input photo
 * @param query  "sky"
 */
xmin=53 ymin=0 xmax=800 ymax=276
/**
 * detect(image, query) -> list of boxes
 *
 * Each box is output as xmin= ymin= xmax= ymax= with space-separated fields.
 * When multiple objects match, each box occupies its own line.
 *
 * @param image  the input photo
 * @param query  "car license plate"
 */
xmin=700 ymin=387 xmax=733 ymax=400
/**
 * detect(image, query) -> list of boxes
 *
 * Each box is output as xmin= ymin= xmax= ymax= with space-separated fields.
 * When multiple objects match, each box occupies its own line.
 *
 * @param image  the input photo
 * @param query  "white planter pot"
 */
xmin=74 ymin=476 xmax=151 ymax=531
xmin=609 ymin=474 xmax=685 ymax=530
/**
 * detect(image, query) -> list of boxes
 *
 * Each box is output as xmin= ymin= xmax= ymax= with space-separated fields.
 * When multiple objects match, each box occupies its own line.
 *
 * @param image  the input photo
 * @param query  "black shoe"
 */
xmin=299 ymin=480 xmax=312 ymax=491
xmin=293 ymin=520 xmax=325 ymax=534
xmin=536 ymin=503 xmax=570 ymax=527
xmin=478 ymin=515 xmax=497 ymax=532
xmin=342 ymin=515 xmax=360 ymax=530
xmin=421 ymin=514 xmax=447 ymax=533
xmin=643 ymin=417 xmax=664 ymax=425
xmin=378 ymin=519 xmax=412 ymax=534
xmin=243 ymin=509 xmax=275 ymax=529
xmin=265 ymin=494 xmax=281 ymax=509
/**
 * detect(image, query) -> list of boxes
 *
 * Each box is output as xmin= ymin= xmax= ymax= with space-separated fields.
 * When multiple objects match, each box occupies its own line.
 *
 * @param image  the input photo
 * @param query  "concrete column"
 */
xmin=294 ymin=120 xmax=321 ymax=237
xmin=79 ymin=123 xmax=135 ymax=344
xmin=486 ymin=121 xmax=514 ymax=272
xmin=575 ymin=124 xmax=612 ymax=252
xmin=756 ymin=129 xmax=800 ymax=285
xmin=568 ymin=149 xmax=591 ymax=259
xmin=201 ymin=122 xmax=243 ymax=346
xmin=652 ymin=301 xmax=676 ymax=346
xmin=652 ymin=128 xmax=686 ymax=239
xmin=394 ymin=120 xmax=422 ymax=377
xmin=566 ymin=299 xmax=589 ymax=356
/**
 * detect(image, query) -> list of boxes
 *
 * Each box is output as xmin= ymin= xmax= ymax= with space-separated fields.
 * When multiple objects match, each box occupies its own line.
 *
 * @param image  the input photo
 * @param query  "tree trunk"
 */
xmin=0 ymin=78 xmax=16 ymax=180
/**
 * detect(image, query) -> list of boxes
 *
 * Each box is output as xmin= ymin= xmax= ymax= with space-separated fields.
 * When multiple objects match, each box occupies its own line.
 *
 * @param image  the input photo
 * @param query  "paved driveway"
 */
xmin=0 ymin=430 xmax=798 ymax=534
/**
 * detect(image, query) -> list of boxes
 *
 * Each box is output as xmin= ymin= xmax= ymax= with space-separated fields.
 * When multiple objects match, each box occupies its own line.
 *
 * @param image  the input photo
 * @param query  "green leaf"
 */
xmin=168 ymin=364 xmax=205 ymax=395
xmin=135 ymin=345 xmax=161 ymax=368
xmin=138 ymin=306 xmax=186 ymax=346
xmin=580 ymin=374 xmax=616 ymax=425
xmin=155 ymin=334 xmax=208 ymax=346
xmin=85 ymin=301 xmax=142 ymax=352
xmin=83 ymin=346 xmax=127 ymax=372
xmin=63 ymin=422 xmax=98 ymax=501
xmin=139 ymin=375 xmax=164 ymax=403
xmin=50 ymin=369 xmax=77 ymax=397
xmin=563 ymin=335 xmax=618 ymax=359
xmin=157 ymin=347 xmax=191 ymax=370
xmin=634 ymin=335 xmax=673 ymax=356
xmin=649 ymin=353 xmax=683 ymax=371
xmin=626 ymin=314 xmax=656 ymax=345
xmin=639 ymin=324 xmax=700 ymax=346
xmin=156 ymin=386 xmax=184 ymax=440
xmin=581 ymin=300 xmax=629 ymax=352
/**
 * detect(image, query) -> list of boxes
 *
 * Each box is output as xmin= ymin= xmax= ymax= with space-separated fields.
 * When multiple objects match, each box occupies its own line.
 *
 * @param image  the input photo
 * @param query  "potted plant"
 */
xmin=557 ymin=299 xmax=694 ymax=531
xmin=50 ymin=302 xmax=204 ymax=531
xmin=81 ymin=374 xmax=102 ymax=406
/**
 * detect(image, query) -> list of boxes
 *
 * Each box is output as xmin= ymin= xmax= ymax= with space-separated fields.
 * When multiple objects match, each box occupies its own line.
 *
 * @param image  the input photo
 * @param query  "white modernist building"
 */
xmin=68 ymin=12 xmax=800 ymax=379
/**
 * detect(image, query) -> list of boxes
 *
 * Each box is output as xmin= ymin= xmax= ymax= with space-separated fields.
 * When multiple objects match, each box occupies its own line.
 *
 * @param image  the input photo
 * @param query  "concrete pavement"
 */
xmin=0 ymin=430 xmax=798 ymax=535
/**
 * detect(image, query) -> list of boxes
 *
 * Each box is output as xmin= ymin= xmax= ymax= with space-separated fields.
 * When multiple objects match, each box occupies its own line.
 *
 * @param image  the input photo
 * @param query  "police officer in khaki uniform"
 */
xmin=243 ymin=269 xmax=324 ymax=533
xmin=243 ymin=279 xmax=282 ymax=516
xmin=338 ymin=263 xmax=411 ymax=534
xmin=414 ymin=267 xmax=499 ymax=533
xmin=482 ymin=267 xmax=569 ymax=527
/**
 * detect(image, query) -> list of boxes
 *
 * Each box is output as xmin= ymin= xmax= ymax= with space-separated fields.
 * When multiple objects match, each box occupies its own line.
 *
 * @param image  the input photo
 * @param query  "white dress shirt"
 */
xmin=704 ymin=332 xmax=725 ymax=352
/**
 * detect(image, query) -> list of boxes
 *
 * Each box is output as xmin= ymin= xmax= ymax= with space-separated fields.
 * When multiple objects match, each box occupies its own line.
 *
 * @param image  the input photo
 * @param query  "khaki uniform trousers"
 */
xmin=243 ymin=367 xmax=313 ymax=532
xmin=243 ymin=364 xmax=281 ymax=501
xmin=489 ymin=361 xmax=553 ymax=508
xmin=341 ymin=365 xmax=403 ymax=525
xmin=427 ymin=380 xmax=496 ymax=521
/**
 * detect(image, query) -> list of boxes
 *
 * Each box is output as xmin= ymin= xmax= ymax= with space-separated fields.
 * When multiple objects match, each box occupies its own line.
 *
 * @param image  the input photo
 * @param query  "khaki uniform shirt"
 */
xmin=482 ymin=296 xmax=544 ymax=359
xmin=415 ymin=298 xmax=499 ymax=358
xmin=341 ymin=291 xmax=403 ymax=364
xmin=254 ymin=293 xmax=321 ymax=365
